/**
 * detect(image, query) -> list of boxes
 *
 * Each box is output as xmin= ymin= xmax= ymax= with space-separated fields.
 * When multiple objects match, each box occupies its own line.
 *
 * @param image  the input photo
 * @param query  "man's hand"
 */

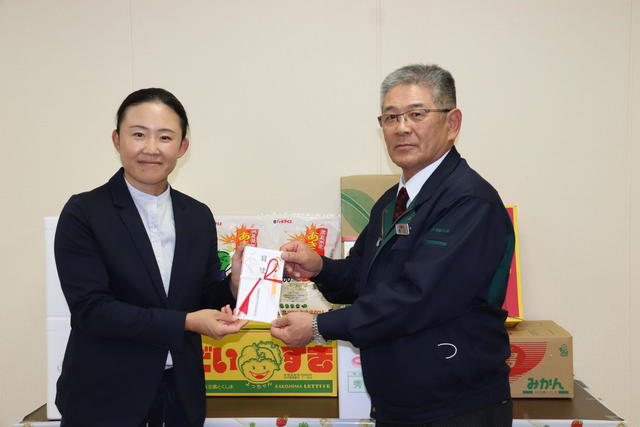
xmin=280 ymin=240 xmax=323 ymax=279
xmin=229 ymin=243 xmax=247 ymax=298
xmin=270 ymin=312 xmax=314 ymax=347
xmin=185 ymin=304 xmax=248 ymax=339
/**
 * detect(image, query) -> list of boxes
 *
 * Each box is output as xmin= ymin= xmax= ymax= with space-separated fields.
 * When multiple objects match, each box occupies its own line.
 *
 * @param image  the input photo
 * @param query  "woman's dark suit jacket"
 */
xmin=54 ymin=168 xmax=233 ymax=426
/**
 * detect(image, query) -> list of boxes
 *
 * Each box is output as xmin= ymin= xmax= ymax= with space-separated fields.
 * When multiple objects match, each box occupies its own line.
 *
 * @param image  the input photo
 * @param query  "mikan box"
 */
xmin=507 ymin=320 xmax=573 ymax=398
xmin=202 ymin=322 xmax=337 ymax=396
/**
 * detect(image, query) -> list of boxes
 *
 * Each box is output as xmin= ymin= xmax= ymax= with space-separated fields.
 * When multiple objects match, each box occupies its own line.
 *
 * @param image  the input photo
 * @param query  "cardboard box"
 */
xmin=46 ymin=217 xmax=70 ymax=318
xmin=507 ymin=320 xmax=573 ymax=398
xmin=202 ymin=322 xmax=337 ymax=396
xmin=340 ymin=175 xmax=399 ymax=240
xmin=47 ymin=316 xmax=71 ymax=419
xmin=340 ymin=176 xmax=523 ymax=326
xmin=45 ymin=217 xmax=70 ymax=420
xmin=337 ymin=340 xmax=371 ymax=418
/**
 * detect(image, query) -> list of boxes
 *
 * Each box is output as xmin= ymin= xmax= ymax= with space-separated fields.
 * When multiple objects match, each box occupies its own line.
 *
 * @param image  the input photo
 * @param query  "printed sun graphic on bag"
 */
xmin=288 ymin=224 xmax=328 ymax=255
xmin=238 ymin=341 xmax=283 ymax=383
xmin=220 ymin=225 xmax=259 ymax=248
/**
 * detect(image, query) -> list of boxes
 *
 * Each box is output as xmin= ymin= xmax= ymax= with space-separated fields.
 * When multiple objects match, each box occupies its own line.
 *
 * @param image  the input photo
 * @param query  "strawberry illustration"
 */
xmin=571 ymin=421 xmax=583 ymax=427
xmin=276 ymin=417 xmax=288 ymax=427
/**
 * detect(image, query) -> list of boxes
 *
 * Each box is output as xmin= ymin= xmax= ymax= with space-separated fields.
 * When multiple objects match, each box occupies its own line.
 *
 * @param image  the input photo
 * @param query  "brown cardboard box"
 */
xmin=507 ymin=320 xmax=574 ymax=398
xmin=340 ymin=174 xmax=399 ymax=240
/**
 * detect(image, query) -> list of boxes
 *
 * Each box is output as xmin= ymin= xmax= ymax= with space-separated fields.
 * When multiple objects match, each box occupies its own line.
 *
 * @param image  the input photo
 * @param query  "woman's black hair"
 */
xmin=115 ymin=88 xmax=189 ymax=140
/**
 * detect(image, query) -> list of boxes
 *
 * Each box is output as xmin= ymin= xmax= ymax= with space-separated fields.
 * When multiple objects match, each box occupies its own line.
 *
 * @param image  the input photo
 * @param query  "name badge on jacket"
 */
xmin=395 ymin=223 xmax=410 ymax=235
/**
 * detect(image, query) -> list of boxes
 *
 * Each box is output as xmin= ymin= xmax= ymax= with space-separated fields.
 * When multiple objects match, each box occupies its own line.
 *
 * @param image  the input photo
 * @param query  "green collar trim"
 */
xmin=376 ymin=199 xmax=415 ymax=253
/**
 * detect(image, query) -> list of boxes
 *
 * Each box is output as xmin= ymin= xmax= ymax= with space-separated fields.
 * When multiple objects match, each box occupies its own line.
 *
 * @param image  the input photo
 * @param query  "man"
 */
xmin=272 ymin=64 xmax=514 ymax=426
xmin=55 ymin=88 xmax=247 ymax=426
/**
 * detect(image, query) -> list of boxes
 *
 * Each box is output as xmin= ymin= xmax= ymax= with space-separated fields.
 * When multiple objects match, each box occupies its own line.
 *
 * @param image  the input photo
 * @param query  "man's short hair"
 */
xmin=380 ymin=64 xmax=457 ymax=110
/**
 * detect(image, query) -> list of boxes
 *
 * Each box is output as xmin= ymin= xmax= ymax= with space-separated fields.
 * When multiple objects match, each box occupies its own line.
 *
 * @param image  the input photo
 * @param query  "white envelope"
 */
xmin=234 ymin=246 xmax=284 ymax=323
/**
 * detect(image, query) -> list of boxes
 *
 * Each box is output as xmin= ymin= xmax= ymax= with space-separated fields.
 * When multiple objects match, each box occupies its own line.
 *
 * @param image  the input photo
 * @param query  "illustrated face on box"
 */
xmin=238 ymin=341 xmax=283 ymax=383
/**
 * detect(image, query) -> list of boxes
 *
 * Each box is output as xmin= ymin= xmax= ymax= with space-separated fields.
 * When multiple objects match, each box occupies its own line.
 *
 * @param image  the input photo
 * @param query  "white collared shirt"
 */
xmin=125 ymin=178 xmax=175 ymax=368
xmin=125 ymin=180 xmax=176 ymax=294
xmin=398 ymin=149 xmax=451 ymax=205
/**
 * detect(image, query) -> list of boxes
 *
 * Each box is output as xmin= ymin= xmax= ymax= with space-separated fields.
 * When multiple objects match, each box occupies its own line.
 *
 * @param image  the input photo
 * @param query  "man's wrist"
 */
xmin=311 ymin=315 xmax=327 ymax=344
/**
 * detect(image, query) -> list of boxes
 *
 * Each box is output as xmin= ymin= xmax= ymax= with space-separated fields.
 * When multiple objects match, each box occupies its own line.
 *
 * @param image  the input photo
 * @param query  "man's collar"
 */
xmin=399 ymin=149 xmax=451 ymax=203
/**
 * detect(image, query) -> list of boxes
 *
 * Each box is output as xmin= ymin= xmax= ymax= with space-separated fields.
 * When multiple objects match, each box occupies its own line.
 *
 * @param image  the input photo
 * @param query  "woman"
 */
xmin=54 ymin=88 xmax=247 ymax=426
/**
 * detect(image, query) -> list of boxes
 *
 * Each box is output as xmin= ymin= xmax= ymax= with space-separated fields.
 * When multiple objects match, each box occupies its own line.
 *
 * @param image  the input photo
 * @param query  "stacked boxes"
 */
xmin=338 ymin=176 xmax=399 ymax=417
xmin=43 ymin=175 xmax=571 ymax=416
xmin=44 ymin=215 xmax=341 ymax=415
xmin=205 ymin=214 xmax=341 ymax=396
xmin=45 ymin=217 xmax=69 ymax=420
xmin=337 ymin=176 xmax=572 ymax=408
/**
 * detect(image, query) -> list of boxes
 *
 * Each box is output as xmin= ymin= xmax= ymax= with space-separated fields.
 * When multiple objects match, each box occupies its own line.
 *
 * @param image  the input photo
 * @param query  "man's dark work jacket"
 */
xmin=315 ymin=146 xmax=514 ymax=424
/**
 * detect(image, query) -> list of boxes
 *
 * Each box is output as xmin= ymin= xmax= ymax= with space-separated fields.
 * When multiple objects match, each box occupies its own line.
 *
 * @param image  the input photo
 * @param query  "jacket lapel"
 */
xmin=109 ymin=169 xmax=168 ymax=305
xmin=409 ymin=145 xmax=461 ymax=210
xmin=368 ymin=195 xmax=415 ymax=267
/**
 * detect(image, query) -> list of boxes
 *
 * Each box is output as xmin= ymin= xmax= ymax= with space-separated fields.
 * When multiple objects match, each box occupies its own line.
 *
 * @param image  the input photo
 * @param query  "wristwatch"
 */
xmin=311 ymin=315 xmax=327 ymax=344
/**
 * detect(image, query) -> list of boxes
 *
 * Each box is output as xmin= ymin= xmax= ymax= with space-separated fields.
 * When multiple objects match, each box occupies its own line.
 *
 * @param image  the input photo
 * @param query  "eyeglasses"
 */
xmin=377 ymin=108 xmax=452 ymax=128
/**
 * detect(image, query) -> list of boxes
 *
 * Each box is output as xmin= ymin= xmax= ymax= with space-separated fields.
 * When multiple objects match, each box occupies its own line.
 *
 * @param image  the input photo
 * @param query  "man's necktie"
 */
xmin=393 ymin=187 xmax=409 ymax=222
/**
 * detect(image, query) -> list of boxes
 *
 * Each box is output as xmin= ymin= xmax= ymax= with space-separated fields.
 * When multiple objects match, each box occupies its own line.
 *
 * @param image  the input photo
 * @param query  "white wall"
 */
xmin=1 ymin=0 xmax=637 ymax=424
xmin=629 ymin=0 xmax=640 ymax=423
